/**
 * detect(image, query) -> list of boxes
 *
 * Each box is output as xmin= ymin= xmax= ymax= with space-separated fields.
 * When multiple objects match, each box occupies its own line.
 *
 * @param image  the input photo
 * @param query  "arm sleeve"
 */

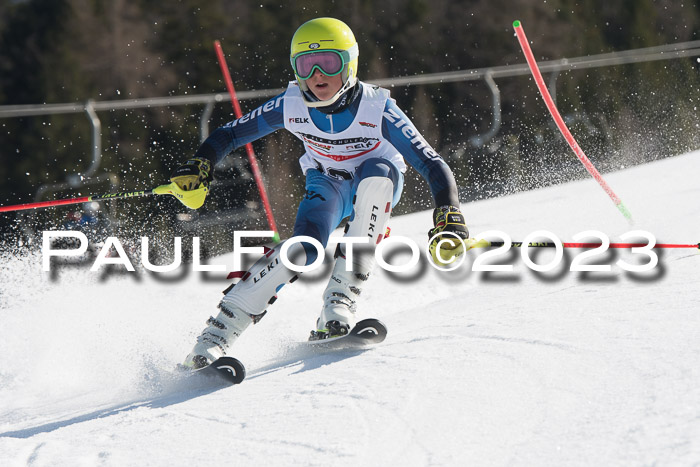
xmin=381 ymin=99 xmax=460 ymax=207
xmin=194 ymin=92 xmax=287 ymax=166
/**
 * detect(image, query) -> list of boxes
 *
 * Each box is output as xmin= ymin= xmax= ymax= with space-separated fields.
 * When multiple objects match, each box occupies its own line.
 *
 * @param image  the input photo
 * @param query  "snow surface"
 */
xmin=1 ymin=151 xmax=700 ymax=466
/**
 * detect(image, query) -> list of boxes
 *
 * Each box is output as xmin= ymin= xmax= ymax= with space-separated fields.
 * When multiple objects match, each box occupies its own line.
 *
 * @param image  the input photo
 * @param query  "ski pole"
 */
xmin=0 ymin=182 xmax=207 ymax=213
xmin=213 ymin=40 xmax=280 ymax=243
xmin=468 ymin=239 xmax=699 ymax=249
xmin=512 ymin=20 xmax=634 ymax=224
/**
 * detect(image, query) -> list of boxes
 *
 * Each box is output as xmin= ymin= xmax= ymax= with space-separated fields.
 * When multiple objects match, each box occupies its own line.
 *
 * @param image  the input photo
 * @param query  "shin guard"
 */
xmin=318 ymin=176 xmax=393 ymax=330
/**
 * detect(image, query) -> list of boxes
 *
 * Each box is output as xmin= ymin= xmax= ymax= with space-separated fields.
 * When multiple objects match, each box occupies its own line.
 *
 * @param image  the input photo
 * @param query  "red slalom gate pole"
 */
xmin=213 ymin=40 xmax=280 ymax=243
xmin=512 ymin=20 xmax=634 ymax=224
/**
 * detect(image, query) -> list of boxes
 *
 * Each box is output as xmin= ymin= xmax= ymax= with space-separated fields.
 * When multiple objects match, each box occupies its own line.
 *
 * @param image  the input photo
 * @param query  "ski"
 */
xmin=187 ymin=356 xmax=246 ymax=385
xmin=177 ymin=320 xmax=385 ymax=385
xmin=308 ymin=318 xmax=387 ymax=349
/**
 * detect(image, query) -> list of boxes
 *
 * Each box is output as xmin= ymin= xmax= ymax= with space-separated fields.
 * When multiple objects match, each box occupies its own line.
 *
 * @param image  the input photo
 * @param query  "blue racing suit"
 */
xmin=193 ymin=81 xmax=459 ymax=260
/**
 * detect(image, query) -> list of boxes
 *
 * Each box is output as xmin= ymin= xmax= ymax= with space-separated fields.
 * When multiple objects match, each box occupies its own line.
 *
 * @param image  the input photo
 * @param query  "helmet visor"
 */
xmin=293 ymin=50 xmax=345 ymax=80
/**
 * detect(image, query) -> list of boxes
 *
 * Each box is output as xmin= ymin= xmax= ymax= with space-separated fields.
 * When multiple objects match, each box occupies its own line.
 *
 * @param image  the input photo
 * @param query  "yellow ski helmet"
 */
xmin=290 ymin=18 xmax=359 ymax=107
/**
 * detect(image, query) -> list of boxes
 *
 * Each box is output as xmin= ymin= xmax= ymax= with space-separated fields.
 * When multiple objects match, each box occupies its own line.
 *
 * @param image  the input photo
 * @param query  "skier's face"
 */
xmin=305 ymin=69 xmax=343 ymax=101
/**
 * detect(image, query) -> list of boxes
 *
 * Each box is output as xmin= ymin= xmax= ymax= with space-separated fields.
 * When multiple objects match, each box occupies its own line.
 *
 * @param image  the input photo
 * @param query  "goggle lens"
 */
xmin=294 ymin=51 xmax=344 ymax=79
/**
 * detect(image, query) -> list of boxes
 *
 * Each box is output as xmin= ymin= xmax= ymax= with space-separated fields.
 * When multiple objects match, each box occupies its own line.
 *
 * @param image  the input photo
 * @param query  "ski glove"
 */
xmin=170 ymin=157 xmax=213 ymax=191
xmin=428 ymin=205 xmax=469 ymax=265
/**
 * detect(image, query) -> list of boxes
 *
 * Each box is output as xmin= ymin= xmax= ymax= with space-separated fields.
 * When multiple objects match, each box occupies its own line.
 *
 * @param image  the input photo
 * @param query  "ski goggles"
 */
xmin=291 ymin=48 xmax=354 ymax=80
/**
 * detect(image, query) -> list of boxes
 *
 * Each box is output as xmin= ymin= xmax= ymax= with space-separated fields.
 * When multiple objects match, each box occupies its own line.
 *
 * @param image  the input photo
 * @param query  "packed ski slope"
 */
xmin=1 ymin=150 xmax=700 ymax=466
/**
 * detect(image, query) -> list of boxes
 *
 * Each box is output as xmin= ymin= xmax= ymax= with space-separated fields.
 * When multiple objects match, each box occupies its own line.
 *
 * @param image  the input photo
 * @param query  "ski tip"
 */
xmin=211 ymin=357 xmax=246 ymax=384
xmin=513 ymin=20 xmax=521 ymax=28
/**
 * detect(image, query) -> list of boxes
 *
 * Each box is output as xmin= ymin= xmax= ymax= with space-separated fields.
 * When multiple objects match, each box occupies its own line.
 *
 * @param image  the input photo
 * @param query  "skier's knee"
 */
xmin=355 ymin=158 xmax=403 ymax=206
xmin=356 ymin=158 xmax=401 ymax=186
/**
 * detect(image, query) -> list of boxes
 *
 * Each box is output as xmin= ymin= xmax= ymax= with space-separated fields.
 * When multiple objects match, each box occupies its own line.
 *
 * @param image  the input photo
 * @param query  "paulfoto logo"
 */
xmin=428 ymin=229 xmax=665 ymax=273
xmin=41 ymin=229 xmax=671 ymax=276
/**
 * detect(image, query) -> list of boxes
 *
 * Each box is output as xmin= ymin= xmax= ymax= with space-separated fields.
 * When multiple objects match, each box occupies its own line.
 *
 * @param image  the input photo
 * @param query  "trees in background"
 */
xmin=0 ymin=0 xmax=699 ymax=238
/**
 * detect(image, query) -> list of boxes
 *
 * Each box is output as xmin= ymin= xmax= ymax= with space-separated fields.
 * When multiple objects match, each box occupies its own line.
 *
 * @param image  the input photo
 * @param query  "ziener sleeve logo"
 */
xmin=228 ymin=94 xmax=284 ymax=128
xmin=383 ymin=108 xmax=441 ymax=161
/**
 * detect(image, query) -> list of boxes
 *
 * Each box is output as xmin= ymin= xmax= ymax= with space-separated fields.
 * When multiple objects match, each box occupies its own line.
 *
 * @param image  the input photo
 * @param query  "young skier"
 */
xmin=171 ymin=17 xmax=469 ymax=369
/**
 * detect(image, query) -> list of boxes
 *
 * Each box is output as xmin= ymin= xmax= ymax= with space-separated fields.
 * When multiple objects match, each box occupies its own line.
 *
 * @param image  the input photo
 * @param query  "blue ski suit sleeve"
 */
xmin=194 ymin=92 xmax=287 ymax=165
xmin=381 ymin=99 xmax=459 ymax=207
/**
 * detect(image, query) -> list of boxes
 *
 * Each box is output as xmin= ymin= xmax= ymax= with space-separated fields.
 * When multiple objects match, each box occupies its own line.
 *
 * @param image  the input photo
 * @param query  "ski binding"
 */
xmin=308 ymin=318 xmax=387 ymax=349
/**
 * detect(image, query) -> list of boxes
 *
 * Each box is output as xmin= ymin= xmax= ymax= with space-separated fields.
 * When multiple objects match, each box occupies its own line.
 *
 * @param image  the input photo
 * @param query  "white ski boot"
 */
xmin=183 ymin=303 xmax=255 ymax=369
xmin=183 ymin=240 xmax=307 ymax=369
xmin=312 ymin=252 xmax=366 ymax=339
xmin=311 ymin=175 xmax=393 ymax=340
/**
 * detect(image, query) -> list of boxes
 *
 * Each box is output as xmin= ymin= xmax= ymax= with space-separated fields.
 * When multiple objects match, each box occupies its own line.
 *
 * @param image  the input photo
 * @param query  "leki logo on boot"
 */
xmin=253 ymin=257 xmax=279 ymax=283
xmin=367 ymin=205 xmax=379 ymax=237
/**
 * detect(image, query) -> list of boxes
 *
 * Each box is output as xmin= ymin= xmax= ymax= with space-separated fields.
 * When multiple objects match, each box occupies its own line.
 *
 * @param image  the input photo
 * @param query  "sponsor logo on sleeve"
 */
xmin=382 ymin=108 xmax=441 ymax=160
xmin=228 ymin=94 xmax=284 ymax=128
